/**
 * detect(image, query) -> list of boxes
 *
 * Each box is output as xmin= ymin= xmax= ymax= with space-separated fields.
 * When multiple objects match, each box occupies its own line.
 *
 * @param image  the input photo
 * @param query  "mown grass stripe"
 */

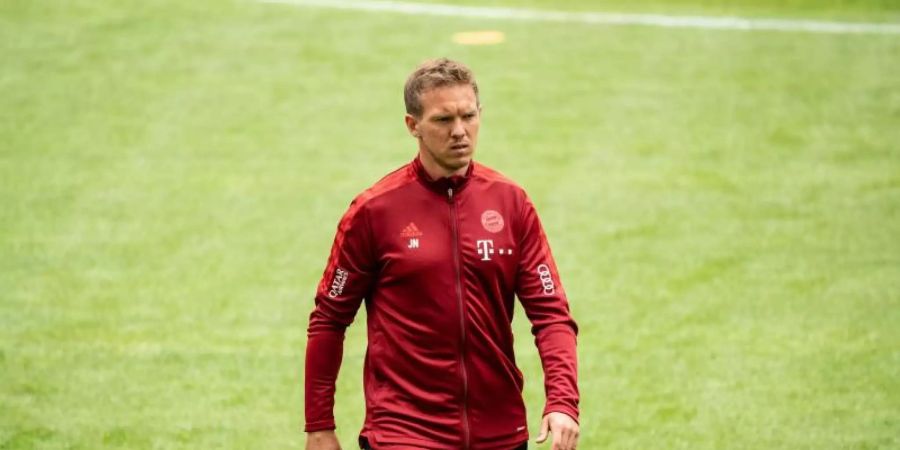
xmin=259 ymin=0 xmax=900 ymax=35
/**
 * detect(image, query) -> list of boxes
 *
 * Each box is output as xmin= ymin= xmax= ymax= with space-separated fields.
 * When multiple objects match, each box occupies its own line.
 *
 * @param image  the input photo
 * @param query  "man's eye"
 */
xmin=436 ymin=117 xmax=451 ymax=122
xmin=463 ymin=113 xmax=475 ymax=120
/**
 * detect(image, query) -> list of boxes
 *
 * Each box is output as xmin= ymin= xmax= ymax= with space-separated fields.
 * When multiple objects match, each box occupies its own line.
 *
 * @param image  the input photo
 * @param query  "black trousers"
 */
xmin=359 ymin=436 xmax=527 ymax=450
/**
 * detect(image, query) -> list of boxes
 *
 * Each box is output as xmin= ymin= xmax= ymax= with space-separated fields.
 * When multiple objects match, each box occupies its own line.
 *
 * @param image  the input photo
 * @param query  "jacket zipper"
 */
xmin=448 ymin=187 xmax=471 ymax=450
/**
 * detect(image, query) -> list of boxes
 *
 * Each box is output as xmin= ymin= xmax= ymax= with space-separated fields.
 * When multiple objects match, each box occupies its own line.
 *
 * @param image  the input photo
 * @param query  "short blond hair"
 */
xmin=404 ymin=58 xmax=480 ymax=118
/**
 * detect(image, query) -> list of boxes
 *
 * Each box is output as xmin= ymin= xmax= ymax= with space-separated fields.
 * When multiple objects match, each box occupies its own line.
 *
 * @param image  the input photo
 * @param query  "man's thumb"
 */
xmin=535 ymin=415 xmax=550 ymax=443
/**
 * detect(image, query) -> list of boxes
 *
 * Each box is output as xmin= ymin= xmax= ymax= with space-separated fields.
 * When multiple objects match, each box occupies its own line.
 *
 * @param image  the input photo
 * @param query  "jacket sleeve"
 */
xmin=515 ymin=195 xmax=580 ymax=422
xmin=305 ymin=198 xmax=376 ymax=432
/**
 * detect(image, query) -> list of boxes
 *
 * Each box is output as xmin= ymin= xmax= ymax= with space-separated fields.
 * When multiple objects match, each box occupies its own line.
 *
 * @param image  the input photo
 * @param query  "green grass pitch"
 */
xmin=1 ymin=0 xmax=898 ymax=448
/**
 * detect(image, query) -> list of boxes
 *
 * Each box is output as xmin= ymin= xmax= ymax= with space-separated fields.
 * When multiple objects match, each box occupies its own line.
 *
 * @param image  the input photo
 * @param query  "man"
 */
xmin=305 ymin=58 xmax=580 ymax=450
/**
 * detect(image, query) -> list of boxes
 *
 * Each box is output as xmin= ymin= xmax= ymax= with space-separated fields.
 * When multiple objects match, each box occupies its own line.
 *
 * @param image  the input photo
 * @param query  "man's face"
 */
xmin=406 ymin=84 xmax=481 ymax=177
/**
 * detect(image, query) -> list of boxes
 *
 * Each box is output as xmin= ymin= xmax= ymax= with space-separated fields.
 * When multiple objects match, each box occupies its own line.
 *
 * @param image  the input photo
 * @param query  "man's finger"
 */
xmin=562 ymin=428 xmax=576 ymax=450
xmin=535 ymin=415 xmax=550 ymax=443
xmin=570 ymin=428 xmax=581 ymax=450
xmin=554 ymin=425 xmax=571 ymax=450
xmin=552 ymin=428 xmax=564 ymax=450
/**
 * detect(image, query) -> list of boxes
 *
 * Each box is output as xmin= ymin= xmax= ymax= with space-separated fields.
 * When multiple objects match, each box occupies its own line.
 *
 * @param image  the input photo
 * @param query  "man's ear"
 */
xmin=405 ymin=114 xmax=420 ymax=138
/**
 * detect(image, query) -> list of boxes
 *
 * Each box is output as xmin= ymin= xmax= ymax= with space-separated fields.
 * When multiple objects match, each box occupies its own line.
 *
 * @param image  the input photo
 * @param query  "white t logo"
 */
xmin=476 ymin=239 xmax=494 ymax=261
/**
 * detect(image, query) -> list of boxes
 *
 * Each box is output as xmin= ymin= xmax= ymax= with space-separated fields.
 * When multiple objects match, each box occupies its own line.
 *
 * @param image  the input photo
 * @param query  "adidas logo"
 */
xmin=400 ymin=222 xmax=423 ymax=238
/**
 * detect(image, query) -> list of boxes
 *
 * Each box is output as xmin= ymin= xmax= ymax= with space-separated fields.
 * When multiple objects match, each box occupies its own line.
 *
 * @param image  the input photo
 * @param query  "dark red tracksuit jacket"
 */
xmin=305 ymin=157 xmax=579 ymax=449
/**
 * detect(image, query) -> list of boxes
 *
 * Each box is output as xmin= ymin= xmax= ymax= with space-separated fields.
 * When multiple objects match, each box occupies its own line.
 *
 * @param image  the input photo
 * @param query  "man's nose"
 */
xmin=450 ymin=119 xmax=465 ymax=138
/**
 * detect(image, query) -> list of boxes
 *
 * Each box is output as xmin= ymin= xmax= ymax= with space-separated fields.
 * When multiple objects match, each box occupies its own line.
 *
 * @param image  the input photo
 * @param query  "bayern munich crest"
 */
xmin=481 ymin=210 xmax=504 ymax=233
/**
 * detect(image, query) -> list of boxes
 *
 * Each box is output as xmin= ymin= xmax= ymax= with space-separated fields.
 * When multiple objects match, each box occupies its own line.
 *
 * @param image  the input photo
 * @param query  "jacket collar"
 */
xmin=411 ymin=155 xmax=474 ymax=195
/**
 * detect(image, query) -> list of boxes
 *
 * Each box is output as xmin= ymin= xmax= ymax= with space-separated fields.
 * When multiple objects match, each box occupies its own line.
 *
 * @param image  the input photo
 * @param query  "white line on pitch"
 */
xmin=259 ymin=0 xmax=900 ymax=35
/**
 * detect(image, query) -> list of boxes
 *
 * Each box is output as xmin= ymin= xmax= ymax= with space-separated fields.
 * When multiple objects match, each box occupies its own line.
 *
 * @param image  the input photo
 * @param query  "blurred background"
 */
xmin=2 ymin=0 xmax=898 ymax=448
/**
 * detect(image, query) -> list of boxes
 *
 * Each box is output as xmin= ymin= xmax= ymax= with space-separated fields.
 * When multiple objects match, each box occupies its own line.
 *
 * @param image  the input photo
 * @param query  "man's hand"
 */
xmin=306 ymin=430 xmax=341 ymax=450
xmin=535 ymin=411 xmax=579 ymax=450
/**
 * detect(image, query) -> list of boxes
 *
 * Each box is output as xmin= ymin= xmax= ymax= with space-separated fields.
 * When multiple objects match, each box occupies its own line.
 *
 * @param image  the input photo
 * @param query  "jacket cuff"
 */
xmin=304 ymin=418 xmax=336 ymax=432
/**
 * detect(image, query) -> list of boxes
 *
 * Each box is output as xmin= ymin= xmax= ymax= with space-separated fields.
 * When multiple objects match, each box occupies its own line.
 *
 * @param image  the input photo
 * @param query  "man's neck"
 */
xmin=419 ymin=153 xmax=469 ymax=180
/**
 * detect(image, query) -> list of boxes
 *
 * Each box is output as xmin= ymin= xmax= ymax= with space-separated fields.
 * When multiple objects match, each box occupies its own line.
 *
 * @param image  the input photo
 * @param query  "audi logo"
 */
xmin=537 ymin=264 xmax=555 ymax=295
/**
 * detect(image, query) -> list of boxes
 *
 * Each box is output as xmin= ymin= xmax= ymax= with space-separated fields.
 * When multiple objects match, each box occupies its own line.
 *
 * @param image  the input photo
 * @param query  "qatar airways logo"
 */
xmin=328 ymin=267 xmax=348 ymax=298
xmin=537 ymin=264 xmax=555 ymax=295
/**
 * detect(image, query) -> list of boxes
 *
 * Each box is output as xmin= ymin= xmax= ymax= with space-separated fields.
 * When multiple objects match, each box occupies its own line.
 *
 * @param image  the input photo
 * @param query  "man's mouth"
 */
xmin=450 ymin=143 xmax=469 ymax=151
